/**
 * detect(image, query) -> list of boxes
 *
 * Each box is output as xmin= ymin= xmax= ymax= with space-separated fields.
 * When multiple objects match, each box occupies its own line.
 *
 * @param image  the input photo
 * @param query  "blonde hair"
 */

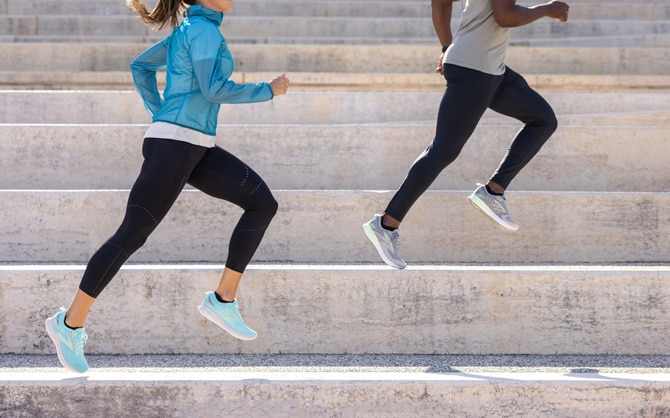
xmin=127 ymin=0 xmax=198 ymax=30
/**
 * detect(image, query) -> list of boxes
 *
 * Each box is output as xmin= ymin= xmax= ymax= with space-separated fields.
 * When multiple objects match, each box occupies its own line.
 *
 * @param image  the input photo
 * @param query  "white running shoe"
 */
xmin=468 ymin=184 xmax=519 ymax=231
xmin=362 ymin=214 xmax=407 ymax=269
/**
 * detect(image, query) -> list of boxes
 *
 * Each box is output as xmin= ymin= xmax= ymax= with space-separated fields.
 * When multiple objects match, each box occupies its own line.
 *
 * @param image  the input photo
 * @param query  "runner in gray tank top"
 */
xmin=363 ymin=0 xmax=570 ymax=269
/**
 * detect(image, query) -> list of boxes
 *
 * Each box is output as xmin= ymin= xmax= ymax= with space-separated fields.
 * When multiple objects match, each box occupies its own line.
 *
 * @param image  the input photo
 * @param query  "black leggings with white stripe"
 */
xmin=385 ymin=64 xmax=558 ymax=222
xmin=79 ymin=137 xmax=278 ymax=298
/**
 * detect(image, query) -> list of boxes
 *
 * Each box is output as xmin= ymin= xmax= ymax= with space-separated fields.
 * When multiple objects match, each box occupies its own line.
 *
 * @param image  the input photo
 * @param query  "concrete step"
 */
xmin=1 ymin=124 xmax=667 ymax=192
xmin=5 ymin=0 xmax=668 ymax=20
xmin=2 ymin=353 xmax=670 ymax=417
xmin=2 ymin=43 xmax=668 ymax=75
xmin=3 ymin=264 xmax=670 ymax=355
xmin=1 ymin=16 xmax=668 ymax=43
xmin=514 ymin=33 xmax=670 ymax=48
xmin=2 ymin=359 xmax=669 ymax=417
xmin=3 ymin=71 xmax=670 ymax=92
xmin=1 ymin=190 xmax=668 ymax=264
xmin=1 ymin=90 xmax=669 ymax=124
xmin=5 ymin=1 xmax=431 ymax=18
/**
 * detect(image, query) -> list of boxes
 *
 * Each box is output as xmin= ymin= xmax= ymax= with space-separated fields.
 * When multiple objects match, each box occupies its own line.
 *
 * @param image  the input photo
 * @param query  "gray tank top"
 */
xmin=444 ymin=0 xmax=510 ymax=75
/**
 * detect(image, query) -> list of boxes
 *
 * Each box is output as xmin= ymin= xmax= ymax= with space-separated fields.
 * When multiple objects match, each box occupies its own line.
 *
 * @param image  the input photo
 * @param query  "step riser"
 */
xmin=1 ymin=125 xmax=668 ymax=192
xmin=6 ymin=1 xmax=667 ymax=20
xmin=2 ymin=91 xmax=669 ymax=124
xmin=2 ymin=378 xmax=669 ymax=418
xmin=3 ymin=72 xmax=670 ymax=92
xmin=1 ymin=44 xmax=669 ymax=75
xmin=2 ymin=191 xmax=669 ymax=264
xmin=2 ymin=16 xmax=669 ymax=40
xmin=4 ymin=267 xmax=670 ymax=355
xmin=6 ymin=1 xmax=432 ymax=18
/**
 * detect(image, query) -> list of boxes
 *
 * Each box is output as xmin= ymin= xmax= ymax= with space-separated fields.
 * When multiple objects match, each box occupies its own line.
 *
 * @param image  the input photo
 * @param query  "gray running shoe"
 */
xmin=468 ymin=183 xmax=519 ymax=231
xmin=362 ymin=214 xmax=407 ymax=269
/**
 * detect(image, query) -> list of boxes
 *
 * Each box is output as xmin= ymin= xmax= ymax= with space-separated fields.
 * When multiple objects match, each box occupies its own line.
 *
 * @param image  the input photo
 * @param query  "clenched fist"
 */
xmin=269 ymin=74 xmax=290 ymax=96
xmin=546 ymin=1 xmax=569 ymax=22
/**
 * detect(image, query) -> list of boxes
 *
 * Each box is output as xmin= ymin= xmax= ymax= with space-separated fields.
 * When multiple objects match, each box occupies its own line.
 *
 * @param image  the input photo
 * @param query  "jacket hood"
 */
xmin=185 ymin=5 xmax=223 ymax=26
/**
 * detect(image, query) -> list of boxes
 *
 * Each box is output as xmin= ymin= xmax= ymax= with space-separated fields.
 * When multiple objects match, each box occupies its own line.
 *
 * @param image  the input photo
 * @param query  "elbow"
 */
xmin=200 ymin=90 xmax=216 ymax=103
xmin=129 ymin=59 xmax=143 ymax=74
xmin=432 ymin=0 xmax=457 ymax=7
xmin=493 ymin=16 xmax=517 ymax=28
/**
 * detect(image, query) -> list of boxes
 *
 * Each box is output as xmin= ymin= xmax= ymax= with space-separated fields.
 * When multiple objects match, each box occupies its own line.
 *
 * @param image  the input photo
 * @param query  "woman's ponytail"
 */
xmin=127 ymin=0 xmax=197 ymax=30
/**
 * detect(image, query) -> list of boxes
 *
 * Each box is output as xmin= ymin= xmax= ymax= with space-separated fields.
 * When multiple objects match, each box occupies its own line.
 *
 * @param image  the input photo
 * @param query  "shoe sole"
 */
xmin=197 ymin=304 xmax=257 ymax=341
xmin=468 ymin=195 xmax=519 ymax=232
xmin=362 ymin=222 xmax=407 ymax=269
xmin=45 ymin=317 xmax=88 ymax=373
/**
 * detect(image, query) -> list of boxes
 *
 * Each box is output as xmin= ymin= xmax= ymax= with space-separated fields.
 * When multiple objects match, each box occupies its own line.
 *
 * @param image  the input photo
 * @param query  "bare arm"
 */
xmin=432 ymin=0 xmax=459 ymax=74
xmin=491 ymin=0 xmax=569 ymax=28
xmin=431 ymin=0 xmax=458 ymax=48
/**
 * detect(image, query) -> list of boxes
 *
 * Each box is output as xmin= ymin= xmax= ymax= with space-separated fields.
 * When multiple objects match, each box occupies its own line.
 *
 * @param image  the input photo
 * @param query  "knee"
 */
xmin=109 ymin=231 xmax=147 ymax=256
xmin=266 ymin=194 xmax=279 ymax=218
xmin=425 ymin=140 xmax=462 ymax=171
xmin=536 ymin=107 xmax=558 ymax=136
xmin=544 ymin=110 xmax=558 ymax=135
xmin=252 ymin=188 xmax=278 ymax=220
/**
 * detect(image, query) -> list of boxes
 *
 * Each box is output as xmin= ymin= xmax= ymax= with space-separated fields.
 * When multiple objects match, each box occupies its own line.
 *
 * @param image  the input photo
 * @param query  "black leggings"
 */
xmin=385 ymin=64 xmax=558 ymax=222
xmin=79 ymin=137 xmax=278 ymax=298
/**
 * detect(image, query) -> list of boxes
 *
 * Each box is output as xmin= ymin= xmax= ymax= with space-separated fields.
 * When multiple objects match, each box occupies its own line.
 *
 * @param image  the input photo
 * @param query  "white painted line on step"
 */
xmin=2 ymin=371 xmax=670 ymax=383
xmin=2 ymin=264 xmax=670 ymax=273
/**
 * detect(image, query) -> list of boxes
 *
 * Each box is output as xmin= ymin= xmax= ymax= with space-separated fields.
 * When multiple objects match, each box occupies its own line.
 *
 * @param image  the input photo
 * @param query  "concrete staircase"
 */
xmin=2 ymin=0 xmax=670 ymax=416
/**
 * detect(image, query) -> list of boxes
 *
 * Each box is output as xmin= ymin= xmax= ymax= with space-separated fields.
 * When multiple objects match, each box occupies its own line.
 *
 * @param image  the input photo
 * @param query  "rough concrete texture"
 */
xmin=1 ymin=91 xmax=670 ymax=124
xmin=1 ymin=124 xmax=668 ymax=191
xmin=2 ymin=71 xmax=670 ymax=91
xmin=6 ymin=0 xmax=667 ymax=20
xmin=2 ymin=43 xmax=670 ymax=75
xmin=0 ymin=190 xmax=668 ymax=264
xmin=2 ymin=265 xmax=670 ymax=355
xmin=1 ymin=371 xmax=669 ymax=417
xmin=2 ymin=14 xmax=669 ymax=44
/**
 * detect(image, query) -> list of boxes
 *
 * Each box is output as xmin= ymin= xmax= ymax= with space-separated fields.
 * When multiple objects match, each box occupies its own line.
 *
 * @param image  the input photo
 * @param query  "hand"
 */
xmin=546 ymin=1 xmax=569 ymax=22
xmin=269 ymin=74 xmax=290 ymax=96
xmin=436 ymin=52 xmax=445 ymax=75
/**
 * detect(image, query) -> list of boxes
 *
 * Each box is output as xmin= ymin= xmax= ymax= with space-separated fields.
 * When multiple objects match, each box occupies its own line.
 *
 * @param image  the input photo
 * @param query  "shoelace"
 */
xmin=72 ymin=330 xmax=88 ymax=354
xmin=390 ymin=231 xmax=401 ymax=252
xmin=488 ymin=195 xmax=509 ymax=214
xmin=219 ymin=303 xmax=242 ymax=321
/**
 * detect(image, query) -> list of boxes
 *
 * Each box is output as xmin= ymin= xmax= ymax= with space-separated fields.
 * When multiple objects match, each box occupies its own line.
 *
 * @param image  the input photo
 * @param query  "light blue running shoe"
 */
xmin=45 ymin=308 xmax=89 ymax=373
xmin=197 ymin=292 xmax=257 ymax=340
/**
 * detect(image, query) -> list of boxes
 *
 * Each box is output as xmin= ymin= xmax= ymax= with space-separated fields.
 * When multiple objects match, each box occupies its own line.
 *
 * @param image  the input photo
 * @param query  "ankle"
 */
xmin=214 ymin=291 xmax=234 ymax=304
xmin=64 ymin=316 xmax=83 ymax=330
xmin=485 ymin=183 xmax=504 ymax=196
xmin=381 ymin=214 xmax=400 ymax=231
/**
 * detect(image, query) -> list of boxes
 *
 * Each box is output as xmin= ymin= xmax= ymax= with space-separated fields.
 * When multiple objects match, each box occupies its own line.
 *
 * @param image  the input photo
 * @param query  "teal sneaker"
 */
xmin=45 ymin=308 xmax=89 ymax=373
xmin=197 ymin=292 xmax=257 ymax=340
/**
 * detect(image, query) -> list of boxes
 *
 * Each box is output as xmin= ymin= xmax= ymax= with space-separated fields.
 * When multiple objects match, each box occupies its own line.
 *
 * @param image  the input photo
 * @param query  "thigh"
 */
xmin=187 ymin=146 xmax=272 ymax=210
xmin=488 ymin=67 xmax=555 ymax=124
xmin=435 ymin=65 xmax=502 ymax=153
xmin=128 ymin=138 xmax=204 ymax=222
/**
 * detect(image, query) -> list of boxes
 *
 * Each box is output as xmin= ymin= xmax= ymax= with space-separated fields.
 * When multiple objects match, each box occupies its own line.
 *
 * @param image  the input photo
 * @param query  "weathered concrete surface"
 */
xmin=1 ymin=90 xmax=669 ymax=124
xmin=2 ymin=43 xmax=670 ymax=75
xmin=2 ymin=71 xmax=670 ymax=91
xmin=1 ymin=190 xmax=668 ymax=264
xmin=1 ymin=124 xmax=668 ymax=191
xmin=1 ymin=370 xmax=670 ymax=417
xmin=2 ymin=264 xmax=670 ymax=355
xmin=6 ymin=0 xmax=668 ymax=20
xmin=2 ymin=14 xmax=668 ymax=44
